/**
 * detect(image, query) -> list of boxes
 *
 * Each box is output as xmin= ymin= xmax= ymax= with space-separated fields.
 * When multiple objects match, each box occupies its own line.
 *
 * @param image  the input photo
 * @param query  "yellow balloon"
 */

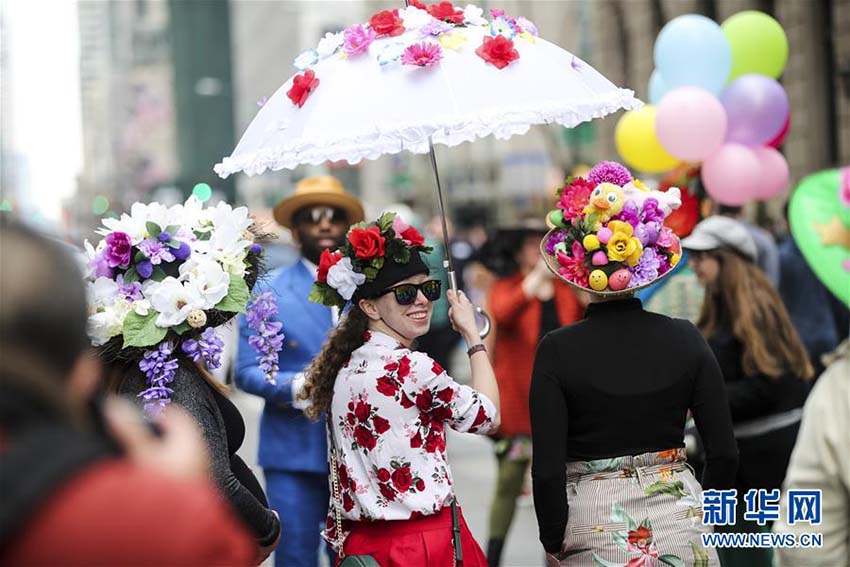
xmin=615 ymin=106 xmax=679 ymax=173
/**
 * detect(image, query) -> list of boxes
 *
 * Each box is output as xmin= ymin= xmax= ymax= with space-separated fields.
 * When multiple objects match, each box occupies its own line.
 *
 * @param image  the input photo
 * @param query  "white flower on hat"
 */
xmin=88 ymin=299 xmax=132 ymax=346
xmin=179 ymin=257 xmax=231 ymax=309
xmin=147 ymin=277 xmax=206 ymax=327
xmin=326 ymin=257 xmax=366 ymax=301
xmin=400 ymin=5 xmax=433 ymax=30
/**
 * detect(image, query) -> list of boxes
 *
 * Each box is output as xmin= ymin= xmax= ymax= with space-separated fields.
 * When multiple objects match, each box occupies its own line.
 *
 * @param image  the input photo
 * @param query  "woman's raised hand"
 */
xmin=447 ymin=289 xmax=480 ymax=345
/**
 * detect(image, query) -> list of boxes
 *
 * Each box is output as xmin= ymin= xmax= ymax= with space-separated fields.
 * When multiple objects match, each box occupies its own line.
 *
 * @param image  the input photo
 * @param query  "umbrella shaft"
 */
xmin=427 ymin=138 xmax=456 ymax=291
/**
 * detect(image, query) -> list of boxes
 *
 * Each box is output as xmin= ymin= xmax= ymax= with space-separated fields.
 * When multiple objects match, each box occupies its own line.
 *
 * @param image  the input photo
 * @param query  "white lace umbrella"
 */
xmin=216 ymin=3 xmax=641 ymax=334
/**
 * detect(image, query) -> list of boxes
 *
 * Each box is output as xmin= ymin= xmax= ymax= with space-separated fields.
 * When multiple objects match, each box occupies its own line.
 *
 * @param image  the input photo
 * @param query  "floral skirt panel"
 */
xmin=559 ymin=448 xmax=719 ymax=567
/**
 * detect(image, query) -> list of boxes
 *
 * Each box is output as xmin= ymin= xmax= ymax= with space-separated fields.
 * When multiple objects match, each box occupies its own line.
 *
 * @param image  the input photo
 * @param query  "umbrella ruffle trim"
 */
xmin=215 ymin=89 xmax=641 ymax=178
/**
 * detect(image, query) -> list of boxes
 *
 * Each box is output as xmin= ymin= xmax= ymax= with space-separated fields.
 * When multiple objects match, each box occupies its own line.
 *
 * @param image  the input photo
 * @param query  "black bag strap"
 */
xmin=0 ymin=426 xmax=113 ymax=545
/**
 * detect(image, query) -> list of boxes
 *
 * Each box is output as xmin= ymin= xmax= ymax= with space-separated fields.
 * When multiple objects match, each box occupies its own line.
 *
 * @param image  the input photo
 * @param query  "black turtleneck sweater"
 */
xmin=529 ymin=298 xmax=738 ymax=554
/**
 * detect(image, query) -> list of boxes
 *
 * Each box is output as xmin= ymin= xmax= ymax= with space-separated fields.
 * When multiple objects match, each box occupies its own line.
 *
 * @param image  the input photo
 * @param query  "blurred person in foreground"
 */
xmin=0 ymin=217 xmax=255 ymax=565
xmin=683 ymin=215 xmax=814 ymax=567
xmin=484 ymin=219 xmax=582 ymax=566
xmin=301 ymin=212 xmax=500 ymax=565
xmin=531 ymin=162 xmax=737 ymax=566
xmin=235 ymin=175 xmax=364 ymax=567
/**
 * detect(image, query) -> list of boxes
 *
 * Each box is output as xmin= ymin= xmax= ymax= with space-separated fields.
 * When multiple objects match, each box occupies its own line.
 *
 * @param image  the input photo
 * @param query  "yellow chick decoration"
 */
xmin=583 ymin=183 xmax=625 ymax=230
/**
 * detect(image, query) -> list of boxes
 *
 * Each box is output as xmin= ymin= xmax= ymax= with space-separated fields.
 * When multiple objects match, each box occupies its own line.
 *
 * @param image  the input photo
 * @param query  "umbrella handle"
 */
xmin=448 ymin=269 xmax=491 ymax=339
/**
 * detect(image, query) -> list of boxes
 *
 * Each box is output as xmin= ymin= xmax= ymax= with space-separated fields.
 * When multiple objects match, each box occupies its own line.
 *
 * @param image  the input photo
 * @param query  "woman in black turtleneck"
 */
xmin=530 ymin=295 xmax=738 ymax=566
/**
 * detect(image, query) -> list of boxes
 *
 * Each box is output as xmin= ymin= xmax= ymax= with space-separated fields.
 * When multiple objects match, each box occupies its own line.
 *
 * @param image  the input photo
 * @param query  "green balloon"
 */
xmin=788 ymin=168 xmax=850 ymax=308
xmin=722 ymin=11 xmax=788 ymax=80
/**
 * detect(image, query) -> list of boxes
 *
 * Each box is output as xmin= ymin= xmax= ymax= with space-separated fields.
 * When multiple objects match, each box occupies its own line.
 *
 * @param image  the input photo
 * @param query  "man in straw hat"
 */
xmin=235 ymin=175 xmax=363 ymax=567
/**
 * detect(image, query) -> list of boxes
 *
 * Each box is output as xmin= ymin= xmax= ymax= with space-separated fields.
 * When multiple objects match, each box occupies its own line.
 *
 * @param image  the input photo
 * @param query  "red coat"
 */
xmin=3 ymin=459 xmax=256 ymax=566
xmin=487 ymin=274 xmax=582 ymax=436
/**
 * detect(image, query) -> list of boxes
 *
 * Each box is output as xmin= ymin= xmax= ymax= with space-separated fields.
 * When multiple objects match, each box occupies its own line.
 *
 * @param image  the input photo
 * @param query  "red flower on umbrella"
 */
xmin=476 ymin=36 xmax=520 ymax=70
xmin=427 ymin=1 xmax=464 ymax=24
xmin=369 ymin=9 xmax=405 ymax=37
xmin=287 ymin=70 xmax=319 ymax=108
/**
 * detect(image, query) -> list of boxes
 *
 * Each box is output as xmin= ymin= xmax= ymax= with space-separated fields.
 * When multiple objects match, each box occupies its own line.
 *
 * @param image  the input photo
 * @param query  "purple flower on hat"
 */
xmin=182 ymin=327 xmax=225 ymax=370
xmin=116 ymin=274 xmax=143 ymax=302
xmin=250 ymin=243 xmax=263 ymax=255
xmin=658 ymin=254 xmax=672 ymax=276
xmin=614 ymin=200 xmax=640 ymax=228
xmin=136 ymin=259 xmax=154 ymax=280
xmin=138 ymin=341 xmax=179 ymax=418
xmin=628 ymin=248 xmax=661 ymax=288
xmin=544 ymin=230 xmax=568 ymax=256
xmin=104 ymin=231 xmax=132 ymax=268
xmin=246 ymin=291 xmax=285 ymax=384
xmin=635 ymin=222 xmax=661 ymax=246
xmin=640 ymin=198 xmax=665 ymax=223
xmin=89 ymin=251 xmax=114 ymax=278
xmin=587 ymin=161 xmax=632 ymax=187
xmin=138 ymin=238 xmax=176 ymax=265
xmin=173 ymin=240 xmax=192 ymax=261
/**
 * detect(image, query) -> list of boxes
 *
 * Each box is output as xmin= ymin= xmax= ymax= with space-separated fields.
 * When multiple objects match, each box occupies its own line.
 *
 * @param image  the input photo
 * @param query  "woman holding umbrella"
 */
xmin=301 ymin=213 xmax=500 ymax=566
xmin=530 ymin=161 xmax=738 ymax=566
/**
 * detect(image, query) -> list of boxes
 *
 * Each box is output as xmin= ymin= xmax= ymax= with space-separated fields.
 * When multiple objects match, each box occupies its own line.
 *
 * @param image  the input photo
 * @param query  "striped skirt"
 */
xmin=558 ymin=448 xmax=720 ymax=566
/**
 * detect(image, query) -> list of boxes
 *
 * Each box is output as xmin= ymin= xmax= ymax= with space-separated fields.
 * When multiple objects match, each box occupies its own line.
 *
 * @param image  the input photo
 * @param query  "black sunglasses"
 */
xmin=294 ymin=206 xmax=347 ymax=225
xmin=377 ymin=280 xmax=442 ymax=305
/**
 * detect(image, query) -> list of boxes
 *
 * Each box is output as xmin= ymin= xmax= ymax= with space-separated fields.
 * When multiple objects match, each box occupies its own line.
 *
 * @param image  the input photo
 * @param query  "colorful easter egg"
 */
xmin=597 ymin=227 xmax=613 ymax=244
xmin=589 ymin=269 xmax=609 ymax=291
xmin=592 ymin=251 xmax=609 ymax=266
xmin=608 ymin=268 xmax=632 ymax=291
xmin=548 ymin=209 xmax=566 ymax=228
xmin=583 ymin=234 xmax=601 ymax=251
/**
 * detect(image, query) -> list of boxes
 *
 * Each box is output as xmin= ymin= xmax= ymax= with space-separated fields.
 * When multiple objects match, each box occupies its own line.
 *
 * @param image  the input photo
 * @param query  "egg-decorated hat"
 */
xmin=541 ymin=160 xmax=684 ymax=296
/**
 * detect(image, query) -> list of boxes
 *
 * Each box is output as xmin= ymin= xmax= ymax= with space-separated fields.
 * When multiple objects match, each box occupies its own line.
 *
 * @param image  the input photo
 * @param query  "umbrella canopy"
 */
xmin=215 ymin=3 xmax=641 ymax=178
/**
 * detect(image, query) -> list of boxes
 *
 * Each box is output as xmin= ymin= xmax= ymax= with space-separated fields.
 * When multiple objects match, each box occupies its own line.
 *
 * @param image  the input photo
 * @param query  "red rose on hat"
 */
xmin=476 ymin=36 xmax=519 ymax=70
xmin=287 ymin=70 xmax=319 ymax=108
xmin=349 ymin=226 xmax=386 ymax=260
xmin=401 ymin=226 xmax=425 ymax=247
xmin=317 ymin=249 xmax=343 ymax=282
xmin=369 ymin=9 xmax=405 ymax=37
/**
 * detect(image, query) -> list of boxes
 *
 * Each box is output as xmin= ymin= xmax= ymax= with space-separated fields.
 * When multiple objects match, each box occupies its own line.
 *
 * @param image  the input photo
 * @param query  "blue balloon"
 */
xmin=654 ymin=14 xmax=731 ymax=95
xmin=648 ymin=70 xmax=669 ymax=104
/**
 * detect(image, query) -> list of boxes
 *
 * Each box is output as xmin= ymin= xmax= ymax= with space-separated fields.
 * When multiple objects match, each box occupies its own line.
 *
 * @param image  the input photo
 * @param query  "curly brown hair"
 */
xmin=299 ymin=306 xmax=370 ymax=420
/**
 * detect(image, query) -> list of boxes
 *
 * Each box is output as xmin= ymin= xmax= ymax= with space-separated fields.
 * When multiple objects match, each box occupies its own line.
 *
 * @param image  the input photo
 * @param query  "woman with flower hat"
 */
xmin=530 ymin=161 xmax=739 ymax=566
xmin=86 ymin=197 xmax=282 ymax=563
xmin=301 ymin=212 xmax=500 ymax=566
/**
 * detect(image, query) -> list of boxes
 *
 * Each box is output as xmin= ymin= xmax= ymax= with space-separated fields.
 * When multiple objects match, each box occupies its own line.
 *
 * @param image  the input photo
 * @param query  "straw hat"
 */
xmin=273 ymin=175 xmax=365 ymax=229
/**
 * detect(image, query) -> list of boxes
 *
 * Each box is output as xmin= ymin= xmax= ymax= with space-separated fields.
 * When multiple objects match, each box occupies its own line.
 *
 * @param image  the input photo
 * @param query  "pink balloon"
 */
xmin=767 ymin=113 xmax=790 ymax=148
xmin=701 ymin=143 xmax=762 ymax=205
xmin=656 ymin=87 xmax=727 ymax=161
xmin=752 ymin=146 xmax=789 ymax=200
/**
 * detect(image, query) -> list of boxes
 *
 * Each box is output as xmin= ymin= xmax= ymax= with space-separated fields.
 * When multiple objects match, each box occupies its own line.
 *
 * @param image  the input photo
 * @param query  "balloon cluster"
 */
xmin=615 ymin=11 xmax=790 ymax=205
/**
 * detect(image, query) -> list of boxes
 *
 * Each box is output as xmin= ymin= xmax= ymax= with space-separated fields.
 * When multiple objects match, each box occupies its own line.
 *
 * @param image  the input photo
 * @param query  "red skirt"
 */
xmin=339 ymin=505 xmax=487 ymax=567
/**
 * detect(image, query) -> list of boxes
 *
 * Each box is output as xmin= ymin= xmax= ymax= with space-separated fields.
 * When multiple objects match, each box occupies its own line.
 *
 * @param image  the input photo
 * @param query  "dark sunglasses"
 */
xmin=378 ymin=280 xmax=442 ymax=305
xmin=294 ymin=206 xmax=347 ymax=225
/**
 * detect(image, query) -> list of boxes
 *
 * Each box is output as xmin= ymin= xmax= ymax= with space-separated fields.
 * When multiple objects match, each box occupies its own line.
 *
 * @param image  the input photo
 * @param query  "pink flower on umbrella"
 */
xmin=556 ymin=242 xmax=588 ymax=288
xmin=401 ymin=42 xmax=443 ymax=67
xmin=343 ymin=24 xmax=375 ymax=56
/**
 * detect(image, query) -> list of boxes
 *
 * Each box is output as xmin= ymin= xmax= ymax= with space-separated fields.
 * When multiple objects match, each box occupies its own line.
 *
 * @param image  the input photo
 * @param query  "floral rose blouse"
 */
xmin=324 ymin=331 xmax=496 ymax=541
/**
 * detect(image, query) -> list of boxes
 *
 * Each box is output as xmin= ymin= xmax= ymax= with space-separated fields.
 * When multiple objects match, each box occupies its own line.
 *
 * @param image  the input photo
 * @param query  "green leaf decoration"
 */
xmin=592 ymin=553 xmax=623 ymax=567
xmin=146 ymin=221 xmax=162 ymax=238
xmin=194 ymin=230 xmax=212 ymax=241
xmin=164 ymin=224 xmax=180 ymax=236
xmin=371 ymin=257 xmax=385 ymax=270
xmin=173 ymin=322 xmax=191 ymax=335
xmin=166 ymin=239 xmax=181 ymax=249
xmin=396 ymin=247 xmax=411 ymax=264
xmin=364 ymin=267 xmax=379 ymax=280
xmin=150 ymin=266 xmax=167 ymax=282
xmin=123 ymin=268 xmax=140 ymax=284
xmin=583 ymin=211 xmax=600 ymax=232
xmin=378 ymin=212 xmax=395 ymax=233
xmin=309 ymin=283 xmax=345 ymax=308
xmin=215 ymin=276 xmax=250 ymax=313
xmin=122 ymin=310 xmax=168 ymax=348
xmin=644 ymin=480 xmax=688 ymax=499
xmin=690 ymin=542 xmax=709 ymax=567
xmin=134 ymin=250 xmax=147 ymax=263
xmin=658 ymin=555 xmax=685 ymax=567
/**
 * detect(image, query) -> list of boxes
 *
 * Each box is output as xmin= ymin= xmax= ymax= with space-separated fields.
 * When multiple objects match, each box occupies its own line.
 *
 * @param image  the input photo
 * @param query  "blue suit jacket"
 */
xmin=235 ymin=262 xmax=331 ymax=473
